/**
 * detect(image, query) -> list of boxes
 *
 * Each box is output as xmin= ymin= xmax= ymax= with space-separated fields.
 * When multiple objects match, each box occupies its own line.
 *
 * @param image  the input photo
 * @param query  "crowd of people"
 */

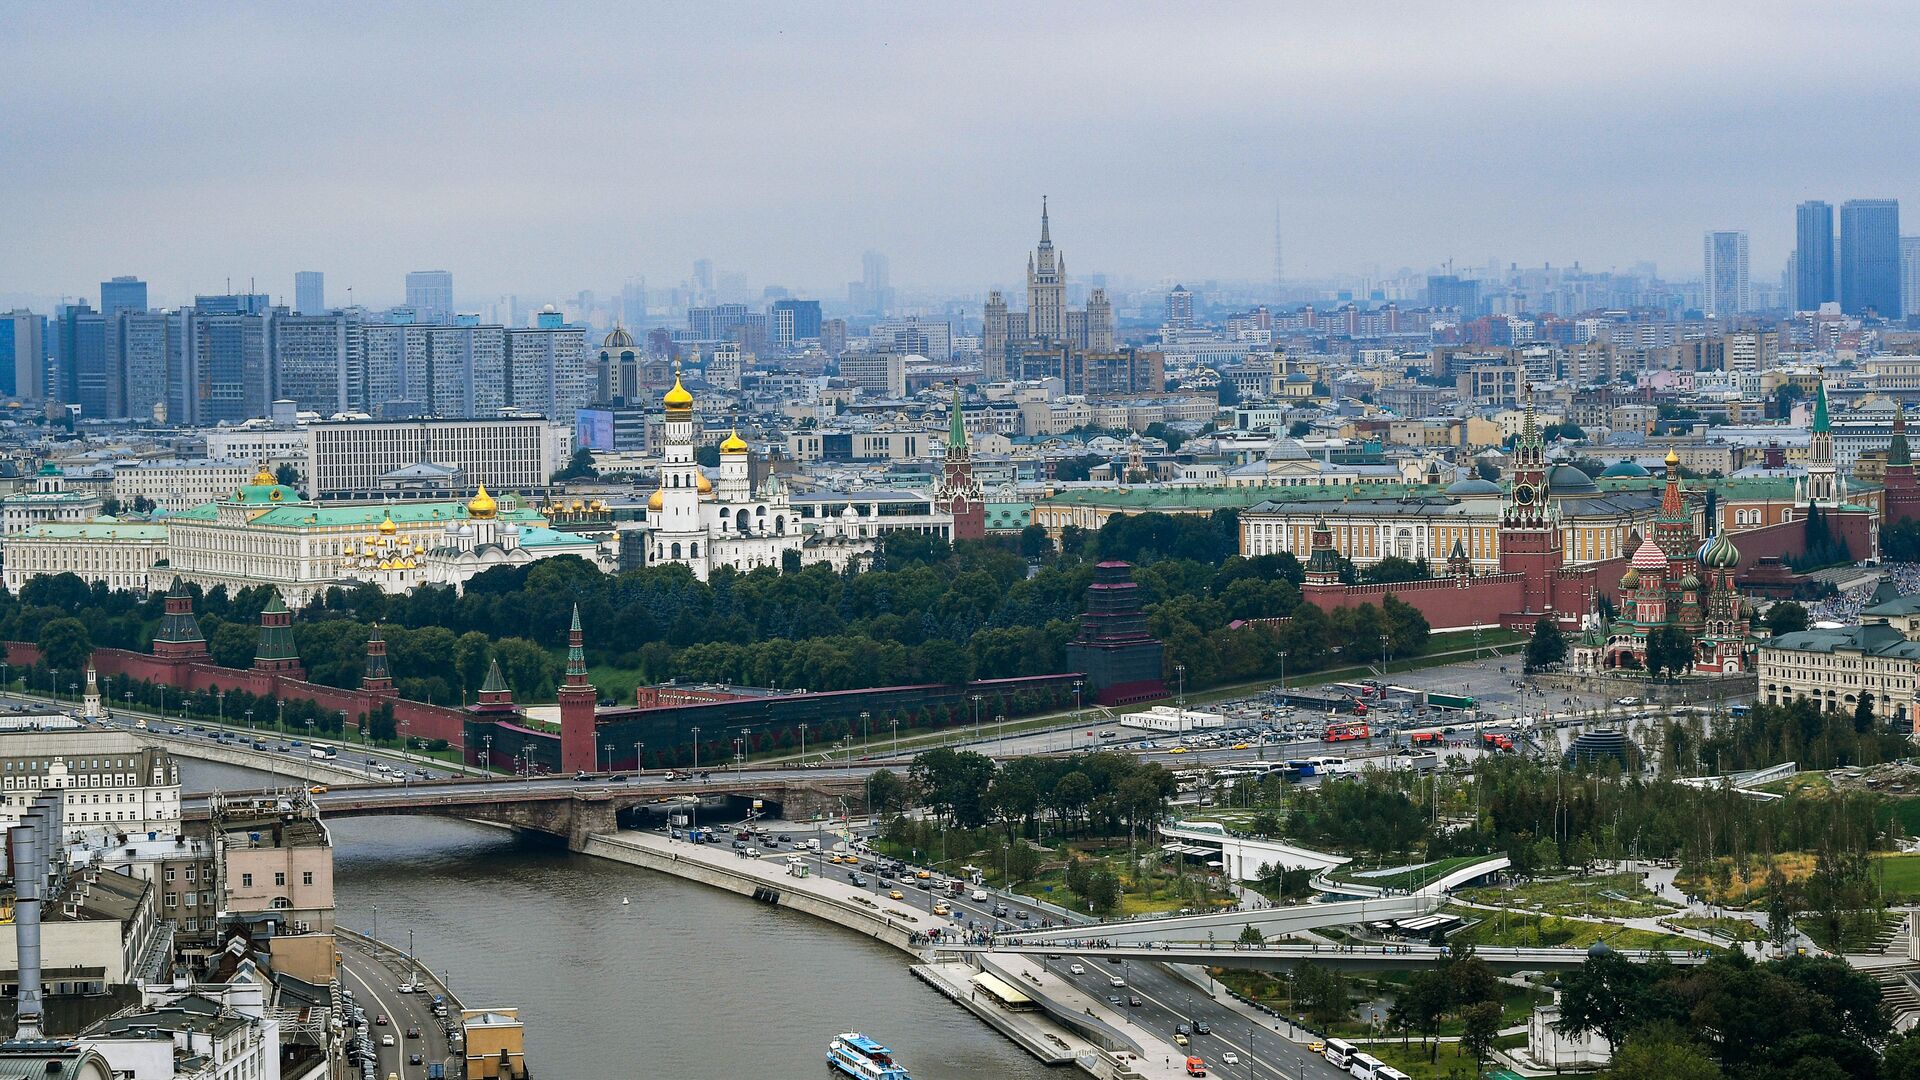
xmin=1807 ymin=562 xmax=1920 ymax=624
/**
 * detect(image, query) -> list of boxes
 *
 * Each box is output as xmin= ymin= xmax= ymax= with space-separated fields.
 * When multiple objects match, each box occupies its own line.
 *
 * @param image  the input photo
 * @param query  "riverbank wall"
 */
xmin=581 ymin=831 xmax=930 ymax=952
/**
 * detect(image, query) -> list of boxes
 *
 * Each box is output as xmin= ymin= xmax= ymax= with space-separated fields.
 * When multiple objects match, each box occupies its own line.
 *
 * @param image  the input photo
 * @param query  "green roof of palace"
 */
xmin=171 ymin=499 xmax=547 ymax=529
xmin=513 ymin=526 xmax=597 ymax=548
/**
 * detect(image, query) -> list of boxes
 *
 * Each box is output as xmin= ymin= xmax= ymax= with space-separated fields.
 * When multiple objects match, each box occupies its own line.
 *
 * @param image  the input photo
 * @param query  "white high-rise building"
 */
xmin=294 ymin=270 xmax=325 ymax=314
xmin=1703 ymin=230 xmax=1750 ymax=315
xmin=1900 ymin=236 xmax=1920 ymax=320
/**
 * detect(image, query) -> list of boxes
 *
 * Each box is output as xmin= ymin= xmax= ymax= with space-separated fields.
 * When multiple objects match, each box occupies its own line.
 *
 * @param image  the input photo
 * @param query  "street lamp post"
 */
xmin=481 ymin=734 xmax=493 ymax=776
xmin=217 ymin=690 xmax=225 ymax=727
xmin=971 ymin=693 xmax=983 ymax=743
xmin=889 ymin=717 xmax=898 ymax=757
xmin=1175 ymin=663 xmax=1186 ymax=710
xmin=798 ymin=723 xmax=806 ymax=761
xmin=634 ymin=741 xmax=643 ymax=774
xmin=860 ymin=710 xmax=871 ymax=754
xmin=277 ymin=699 xmax=285 ymax=734
xmin=603 ymin=743 xmax=613 ymax=774
xmin=691 ymin=727 xmax=701 ymax=774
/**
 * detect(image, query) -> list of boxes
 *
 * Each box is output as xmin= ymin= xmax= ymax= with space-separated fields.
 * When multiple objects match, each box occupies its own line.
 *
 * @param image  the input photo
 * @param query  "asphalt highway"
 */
xmin=708 ymin=818 xmax=1354 ymax=1080
xmin=339 ymin=930 xmax=457 ymax=1080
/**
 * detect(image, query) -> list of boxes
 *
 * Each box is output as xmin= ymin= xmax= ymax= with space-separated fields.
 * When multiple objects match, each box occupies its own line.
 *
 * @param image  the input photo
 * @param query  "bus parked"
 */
xmin=1322 ymin=1038 xmax=1357 ymax=1068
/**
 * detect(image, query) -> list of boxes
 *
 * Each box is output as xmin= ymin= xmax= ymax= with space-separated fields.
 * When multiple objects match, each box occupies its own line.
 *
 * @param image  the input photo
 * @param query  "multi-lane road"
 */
xmin=339 ymin=930 xmax=457 ymax=1080
xmin=713 ymin=818 xmax=1357 ymax=1080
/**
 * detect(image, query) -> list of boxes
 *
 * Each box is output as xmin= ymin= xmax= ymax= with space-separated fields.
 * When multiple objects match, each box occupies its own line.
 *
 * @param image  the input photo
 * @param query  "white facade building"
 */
xmin=111 ymin=459 xmax=256 ymax=512
xmin=306 ymin=417 xmax=563 ymax=498
xmin=2 ymin=521 xmax=168 ymax=593
xmin=0 ymin=728 xmax=181 ymax=838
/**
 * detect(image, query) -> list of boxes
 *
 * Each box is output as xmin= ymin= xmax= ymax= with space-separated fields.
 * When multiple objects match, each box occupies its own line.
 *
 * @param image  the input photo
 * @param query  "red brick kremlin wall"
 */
xmin=3 ymin=642 xmax=470 ymax=747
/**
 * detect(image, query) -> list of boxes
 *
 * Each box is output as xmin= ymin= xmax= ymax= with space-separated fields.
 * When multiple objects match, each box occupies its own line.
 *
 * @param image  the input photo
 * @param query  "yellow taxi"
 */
xmin=1232 ymin=743 xmax=1250 ymax=750
xmin=915 ymin=869 xmax=933 ymax=879
xmin=308 ymin=786 xmax=329 ymax=794
xmin=933 ymin=903 xmax=952 ymax=916
xmin=1174 ymin=1033 xmax=1190 ymax=1047
xmin=1307 ymin=1040 xmax=1325 ymax=1054
xmin=888 ymin=889 xmax=904 ymax=900
xmin=1169 ymin=747 xmax=1189 ymax=754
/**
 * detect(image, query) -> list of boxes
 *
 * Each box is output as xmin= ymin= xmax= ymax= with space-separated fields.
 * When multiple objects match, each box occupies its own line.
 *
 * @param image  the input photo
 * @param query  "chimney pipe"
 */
xmin=13 ymin=814 xmax=44 ymax=1040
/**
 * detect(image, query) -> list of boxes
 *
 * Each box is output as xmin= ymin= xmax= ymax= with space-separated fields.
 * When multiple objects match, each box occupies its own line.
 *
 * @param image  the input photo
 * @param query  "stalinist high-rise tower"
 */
xmin=981 ymin=199 xmax=1114 ymax=380
xmin=1027 ymin=197 xmax=1067 ymax=340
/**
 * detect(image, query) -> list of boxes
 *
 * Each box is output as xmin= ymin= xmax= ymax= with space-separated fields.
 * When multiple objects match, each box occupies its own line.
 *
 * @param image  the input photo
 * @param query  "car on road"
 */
xmin=1219 ymin=1051 xmax=1240 ymax=1066
xmin=574 ymin=770 xmax=592 ymax=781
xmin=380 ymin=1034 xmax=395 ymax=1046
xmin=1109 ymin=975 xmax=1126 ymax=988
xmin=397 ymin=982 xmax=417 ymax=993
xmin=409 ymin=1055 xmax=422 ymax=1066
xmin=1107 ymin=995 xmax=1123 ymax=1005
xmin=1615 ymin=696 xmax=1641 ymax=706
xmin=970 ymin=889 xmax=988 ymax=901
xmin=848 ymin=873 xmax=866 ymax=886
xmin=1173 ymin=1032 xmax=1190 ymax=1046
xmin=1307 ymin=1040 xmax=1325 ymax=1053
xmin=1184 ymin=1056 xmax=1206 ymax=1076
xmin=991 ymin=904 xmax=1009 ymax=918
xmin=1193 ymin=1020 xmax=1210 ymax=1035
xmin=932 ymin=903 xmax=951 ymax=916
xmin=888 ymin=890 xmax=904 ymax=900
xmin=375 ymin=1015 xmax=389 ymax=1026
xmin=1014 ymin=910 xmax=1029 ymax=920
xmin=309 ymin=785 xmax=329 ymax=794
xmin=1068 ymin=963 xmax=1085 ymax=975
xmin=1128 ymin=995 xmax=1142 ymax=1007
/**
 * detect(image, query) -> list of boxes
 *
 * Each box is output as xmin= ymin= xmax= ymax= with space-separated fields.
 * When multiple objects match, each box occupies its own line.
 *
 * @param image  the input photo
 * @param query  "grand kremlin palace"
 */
xmin=2 ymin=467 xmax=604 ymax=602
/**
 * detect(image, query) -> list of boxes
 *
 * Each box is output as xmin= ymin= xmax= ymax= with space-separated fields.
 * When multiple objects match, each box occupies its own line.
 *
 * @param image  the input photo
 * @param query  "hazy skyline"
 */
xmin=6 ymin=1 xmax=1920 ymax=307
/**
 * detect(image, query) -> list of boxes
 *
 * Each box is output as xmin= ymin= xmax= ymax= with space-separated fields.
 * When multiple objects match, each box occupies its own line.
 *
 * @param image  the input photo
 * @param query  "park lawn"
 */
xmin=1666 ymin=916 xmax=1767 ymax=943
xmin=1877 ymin=798 xmax=1920 ymax=838
xmin=1880 ymin=852 xmax=1920 ymax=902
xmin=1456 ymin=872 xmax=1678 ymax=919
xmin=1801 ymin=910 xmax=1904 ymax=953
xmin=1333 ymin=855 xmax=1492 ymax=893
xmin=1354 ymin=1040 xmax=1489 ymax=1080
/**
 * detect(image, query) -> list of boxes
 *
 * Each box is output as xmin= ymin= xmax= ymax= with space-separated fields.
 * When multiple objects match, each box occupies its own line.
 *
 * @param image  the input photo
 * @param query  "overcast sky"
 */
xmin=5 ymin=1 xmax=1918 ymax=308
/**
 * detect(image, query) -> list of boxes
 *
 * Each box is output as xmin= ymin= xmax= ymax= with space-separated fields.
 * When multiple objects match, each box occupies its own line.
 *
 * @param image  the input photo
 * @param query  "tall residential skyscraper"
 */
xmin=115 ymin=310 xmax=173 ymax=422
xmin=1902 ymin=237 xmax=1920 ymax=322
xmin=294 ymin=271 xmax=326 ymax=315
xmin=99 ymin=276 xmax=147 ymax=317
xmin=272 ymin=311 xmax=359 ymax=414
xmin=1702 ymin=231 xmax=1750 ymax=315
xmin=404 ymin=270 xmax=455 ymax=323
xmin=850 ymin=250 xmax=893 ymax=316
xmin=1840 ymin=199 xmax=1902 ymax=318
xmin=1795 ymin=201 xmax=1836 ymax=311
xmin=1165 ymin=284 xmax=1194 ymax=329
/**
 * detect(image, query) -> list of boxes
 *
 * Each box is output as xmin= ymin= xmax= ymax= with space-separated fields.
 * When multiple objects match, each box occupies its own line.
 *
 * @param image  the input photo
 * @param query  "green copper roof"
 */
xmin=242 ymin=501 xmax=546 ymax=529
xmin=513 ymin=526 xmax=597 ymax=548
xmin=1813 ymin=381 xmax=1830 ymax=433
xmin=254 ymin=596 xmax=298 ymax=663
xmin=566 ymin=604 xmax=587 ymax=677
xmin=950 ymin=387 xmax=967 ymax=449
xmin=480 ymin=657 xmax=509 ymax=695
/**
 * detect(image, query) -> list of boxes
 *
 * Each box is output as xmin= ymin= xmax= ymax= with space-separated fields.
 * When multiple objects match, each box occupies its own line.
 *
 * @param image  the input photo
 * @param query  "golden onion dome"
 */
xmin=571 ymin=499 xmax=585 ymax=511
xmin=647 ymin=488 xmax=665 ymax=512
xmin=663 ymin=370 xmax=694 ymax=412
xmin=252 ymin=463 xmax=276 ymax=486
xmin=1665 ymin=447 xmax=1681 ymax=468
xmin=342 ymin=544 xmax=355 ymax=557
xmin=588 ymin=499 xmax=605 ymax=511
xmin=378 ymin=511 xmax=398 ymax=535
xmin=363 ymin=533 xmax=377 ymax=545
xmin=468 ymin=483 xmax=498 ymax=519
xmin=720 ymin=428 xmax=749 ymax=455
xmin=696 ymin=472 xmax=713 ymax=495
